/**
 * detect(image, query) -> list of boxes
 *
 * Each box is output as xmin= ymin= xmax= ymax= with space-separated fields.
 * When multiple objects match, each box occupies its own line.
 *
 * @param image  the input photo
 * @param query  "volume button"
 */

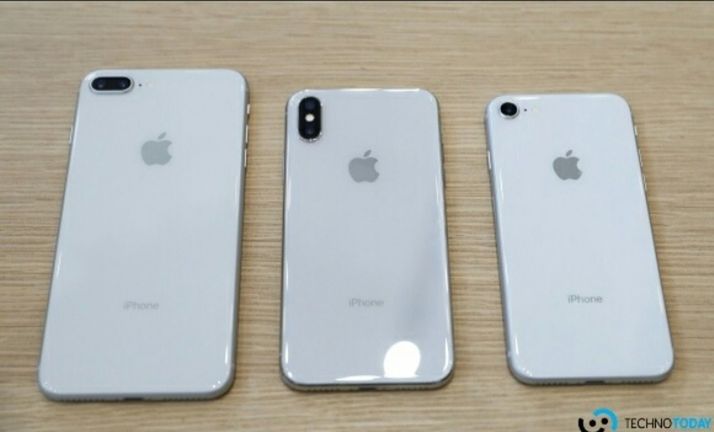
xmin=642 ymin=174 xmax=647 ymax=191
xmin=486 ymin=150 xmax=492 ymax=171
xmin=244 ymin=125 xmax=249 ymax=146
xmin=243 ymin=148 xmax=248 ymax=169
xmin=638 ymin=148 xmax=644 ymax=167
xmin=68 ymin=126 xmax=73 ymax=144
xmin=634 ymin=125 xmax=639 ymax=137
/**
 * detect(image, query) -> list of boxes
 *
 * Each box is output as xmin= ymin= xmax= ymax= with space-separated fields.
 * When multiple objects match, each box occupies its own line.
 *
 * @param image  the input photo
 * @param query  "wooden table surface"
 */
xmin=1 ymin=2 xmax=713 ymax=431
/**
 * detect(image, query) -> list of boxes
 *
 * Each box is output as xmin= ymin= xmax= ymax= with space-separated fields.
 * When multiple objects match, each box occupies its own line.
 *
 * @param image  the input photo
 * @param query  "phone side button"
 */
xmin=634 ymin=124 xmax=639 ymax=137
xmin=243 ymin=148 xmax=248 ymax=169
xmin=245 ymin=125 xmax=249 ymax=146
xmin=486 ymin=150 xmax=492 ymax=171
xmin=638 ymin=148 xmax=644 ymax=167
xmin=68 ymin=125 xmax=73 ymax=144
xmin=642 ymin=173 xmax=647 ymax=191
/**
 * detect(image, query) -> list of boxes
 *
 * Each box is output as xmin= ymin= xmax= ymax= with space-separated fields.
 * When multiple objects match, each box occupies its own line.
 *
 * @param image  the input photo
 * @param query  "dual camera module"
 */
xmin=299 ymin=97 xmax=321 ymax=140
xmin=91 ymin=77 xmax=132 ymax=92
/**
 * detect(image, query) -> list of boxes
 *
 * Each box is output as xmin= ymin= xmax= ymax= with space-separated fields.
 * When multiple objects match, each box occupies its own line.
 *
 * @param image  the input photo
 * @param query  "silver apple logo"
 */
xmin=141 ymin=132 xmax=172 ymax=165
xmin=553 ymin=150 xmax=582 ymax=180
xmin=348 ymin=150 xmax=379 ymax=183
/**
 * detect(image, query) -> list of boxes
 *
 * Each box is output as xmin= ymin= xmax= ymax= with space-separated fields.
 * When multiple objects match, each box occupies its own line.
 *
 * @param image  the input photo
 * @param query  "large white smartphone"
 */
xmin=485 ymin=93 xmax=673 ymax=384
xmin=38 ymin=69 xmax=249 ymax=400
xmin=281 ymin=89 xmax=454 ymax=390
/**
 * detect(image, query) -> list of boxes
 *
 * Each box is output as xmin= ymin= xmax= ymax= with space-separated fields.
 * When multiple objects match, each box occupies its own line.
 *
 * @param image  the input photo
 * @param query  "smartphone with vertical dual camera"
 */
xmin=281 ymin=89 xmax=454 ymax=390
xmin=485 ymin=93 xmax=673 ymax=384
xmin=38 ymin=69 xmax=249 ymax=400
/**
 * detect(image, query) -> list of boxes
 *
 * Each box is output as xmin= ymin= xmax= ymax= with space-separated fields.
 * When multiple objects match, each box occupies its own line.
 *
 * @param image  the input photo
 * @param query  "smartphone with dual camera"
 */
xmin=38 ymin=69 xmax=249 ymax=400
xmin=280 ymin=89 xmax=454 ymax=390
xmin=485 ymin=93 xmax=673 ymax=384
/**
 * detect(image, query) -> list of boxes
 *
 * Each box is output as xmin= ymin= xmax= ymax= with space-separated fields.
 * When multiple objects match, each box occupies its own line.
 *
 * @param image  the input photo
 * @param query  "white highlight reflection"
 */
xmin=383 ymin=341 xmax=421 ymax=378
xmin=336 ymin=375 xmax=380 ymax=382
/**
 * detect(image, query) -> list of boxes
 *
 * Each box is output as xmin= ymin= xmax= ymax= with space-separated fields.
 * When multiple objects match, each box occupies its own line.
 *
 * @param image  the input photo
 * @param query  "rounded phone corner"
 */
xmin=213 ymin=69 xmax=248 ymax=92
xmin=81 ymin=69 xmax=104 ymax=84
xmin=412 ymin=88 xmax=439 ymax=106
xmin=600 ymin=92 xmax=633 ymax=115
xmin=506 ymin=354 xmax=542 ymax=386
xmin=217 ymin=68 xmax=246 ymax=81
xmin=37 ymin=364 xmax=82 ymax=401
xmin=426 ymin=358 xmax=456 ymax=390
xmin=279 ymin=362 xmax=312 ymax=392
xmin=484 ymin=95 xmax=510 ymax=121
xmin=286 ymin=89 xmax=314 ymax=111
xmin=647 ymin=350 xmax=675 ymax=383
xmin=198 ymin=363 xmax=236 ymax=400
xmin=37 ymin=370 xmax=66 ymax=402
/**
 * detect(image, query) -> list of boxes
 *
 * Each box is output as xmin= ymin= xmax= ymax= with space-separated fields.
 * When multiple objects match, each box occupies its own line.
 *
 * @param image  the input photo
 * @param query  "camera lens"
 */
xmin=91 ymin=77 xmax=132 ymax=92
xmin=302 ymin=98 xmax=318 ymax=111
xmin=500 ymin=102 xmax=518 ymax=118
xmin=299 ymin=97 xmax=321 ymax=141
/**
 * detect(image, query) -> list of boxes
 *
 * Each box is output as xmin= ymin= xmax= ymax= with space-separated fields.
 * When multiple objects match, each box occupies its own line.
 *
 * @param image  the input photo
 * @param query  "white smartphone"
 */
xmin=38 ymin=69 xmax=249 ymax=400
xmin=281 ymin=89 xmax=454 ymax=390
xmin=485 ymin=93 xmax=673 ymax=384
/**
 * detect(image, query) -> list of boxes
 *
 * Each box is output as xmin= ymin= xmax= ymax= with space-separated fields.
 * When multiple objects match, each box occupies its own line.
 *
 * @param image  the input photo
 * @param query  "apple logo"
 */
xmin=553 ymin=150 xmax=582 ymax=180
xmin=348 ymin=150 xmax=379 ymax=183
xmin=141 ymin=132 xmax=172 ymax=166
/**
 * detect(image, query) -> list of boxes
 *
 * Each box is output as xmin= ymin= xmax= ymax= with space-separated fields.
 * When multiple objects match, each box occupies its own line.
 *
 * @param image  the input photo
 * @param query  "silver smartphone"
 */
xmin=38 ymin=69 xmax=249 ymax=400
xmin=280 ymin=89 xmax=454 ymax=390
xmin=485 ymin=93 xmax=673 ymax=384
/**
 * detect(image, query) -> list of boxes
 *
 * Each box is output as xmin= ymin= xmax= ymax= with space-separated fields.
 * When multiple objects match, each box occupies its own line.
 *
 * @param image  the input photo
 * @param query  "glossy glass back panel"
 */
xmin=39 ymin=69 xmax=248 ymax=399
xmin=486 ymin=94 xmax=673 ymax=383
xmin=282 ymin=89 xmax=453 ymax=389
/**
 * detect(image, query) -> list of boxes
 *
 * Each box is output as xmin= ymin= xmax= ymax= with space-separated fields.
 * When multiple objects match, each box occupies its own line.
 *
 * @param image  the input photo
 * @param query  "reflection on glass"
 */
xmin=335 ymin=375 xmax=380 ymax=382
xmin=383 ymin=341 xmax=421 ymax=378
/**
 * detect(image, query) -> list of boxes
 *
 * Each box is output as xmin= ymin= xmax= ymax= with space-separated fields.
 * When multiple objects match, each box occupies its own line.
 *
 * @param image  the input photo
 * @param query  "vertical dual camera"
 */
xmin=298 ymin=97 xmax=321 ymax=140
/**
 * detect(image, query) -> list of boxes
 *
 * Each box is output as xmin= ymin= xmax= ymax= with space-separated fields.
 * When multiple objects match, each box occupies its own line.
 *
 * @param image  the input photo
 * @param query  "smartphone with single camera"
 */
xmin=38 ymin=69 xmax=249 ymax=400
xmin=485 ymin=93 xmax=673 ymax=384
xmin=281 ymin=89 xmax=454 ymax=390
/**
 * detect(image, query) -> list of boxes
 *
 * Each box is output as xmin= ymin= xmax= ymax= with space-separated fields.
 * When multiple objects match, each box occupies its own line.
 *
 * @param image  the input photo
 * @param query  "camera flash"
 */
xmin=305 ymin=113 xmax=315 ymax=122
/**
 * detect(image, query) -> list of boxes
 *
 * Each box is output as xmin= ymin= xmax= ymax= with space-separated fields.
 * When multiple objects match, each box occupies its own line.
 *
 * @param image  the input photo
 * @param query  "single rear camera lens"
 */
xmin=500 ymin=102 xmax=519 ymax=118
xmin=302 ymin=98 xmax=318 ymax=111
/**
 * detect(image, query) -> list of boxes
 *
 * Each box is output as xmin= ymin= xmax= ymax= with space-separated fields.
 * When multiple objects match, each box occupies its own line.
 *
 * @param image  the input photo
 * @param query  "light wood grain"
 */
xmin=1 ymin=2 xmax=713 ymax=431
